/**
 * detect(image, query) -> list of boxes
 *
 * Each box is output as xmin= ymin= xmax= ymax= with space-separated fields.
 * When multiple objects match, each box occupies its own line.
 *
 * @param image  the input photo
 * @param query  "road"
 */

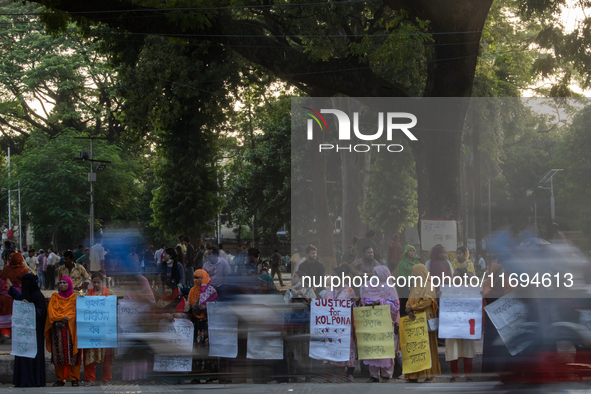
xmin=1 ymin=381 xmax=590 ymax=394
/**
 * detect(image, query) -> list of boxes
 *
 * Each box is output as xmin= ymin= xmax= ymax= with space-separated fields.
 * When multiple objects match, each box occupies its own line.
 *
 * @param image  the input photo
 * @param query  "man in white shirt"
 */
xmin=25 ymin=249 xmax=38 ymax=273
xmin=45 ymin=248 xmax=59 ymax=290
xmin=90 ymin=239 xmax=105 ymax=274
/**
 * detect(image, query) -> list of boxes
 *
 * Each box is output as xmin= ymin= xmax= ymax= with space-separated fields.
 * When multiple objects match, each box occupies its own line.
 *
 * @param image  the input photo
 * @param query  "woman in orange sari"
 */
xmin=0 ymin=252 xmax=29 ymax=340
xmin=187 ymin=269 xmax=218 ymax=383
xmin=83 ymin=272 xmax=115 ymax=386
xmin=44 ymin=276 xmax=80 ymax=386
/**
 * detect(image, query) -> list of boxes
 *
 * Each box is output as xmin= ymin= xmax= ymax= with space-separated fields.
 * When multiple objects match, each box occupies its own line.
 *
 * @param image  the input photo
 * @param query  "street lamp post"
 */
xmin=74 ymin=137 xmax=111 ymax=246
xmin=539 ymin=169 xmax=563 ymax=221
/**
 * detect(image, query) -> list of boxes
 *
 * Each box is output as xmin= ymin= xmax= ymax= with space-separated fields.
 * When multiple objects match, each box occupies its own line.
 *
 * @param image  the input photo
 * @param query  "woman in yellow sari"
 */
xmin=405 ymin=264 xmax=441 ymax=382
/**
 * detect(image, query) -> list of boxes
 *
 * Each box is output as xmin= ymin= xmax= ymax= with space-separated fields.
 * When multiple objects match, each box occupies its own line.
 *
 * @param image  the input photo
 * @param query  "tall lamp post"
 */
xmin=74 ymin=137 xmax=111 ymax=246
xmin=539 ymin=169 xmax=563 ymax=221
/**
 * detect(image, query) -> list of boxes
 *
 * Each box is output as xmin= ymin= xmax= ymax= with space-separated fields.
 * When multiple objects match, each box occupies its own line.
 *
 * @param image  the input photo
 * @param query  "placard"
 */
xmin=420 ymin=220 xmax=457 ymax=252
xmin=76 ymin=295 xmax=117 ymax=348
xmin=353 ymin=305 xmax=395 ymax=360
xmin=439 ymin=286 xmax=482 ymax=339
xmin=247 ymin=329 xmax=283 ymax=360
xmin=154 ymin=319 xmax=194 ymax=372
xmin=207 ymin=302 xmax=238 ymax=358
xmin=11 ymin=300 xmax=36 ymax=358
xmin=399 ymin=311 xmax=431 ymax=374
xmin=117 ymin=299 xmax=153 ymax=354
xmin=484 ymin=295 xmax=528 ymax=355
xmin=309 ymin=298 xmax=351 ymax=362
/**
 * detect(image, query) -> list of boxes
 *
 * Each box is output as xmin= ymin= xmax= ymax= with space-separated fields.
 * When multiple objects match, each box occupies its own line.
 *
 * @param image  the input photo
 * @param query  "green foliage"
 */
xmin=119 ymin=36 xmax=237 ymax=239
xmin=554 ymin=105 xmax=591 ymax=249
xmin=222 ymin=95 xmax=291 ymax=237
xmin=8 ymin=130 xmax=137 ymax=248
xmin=360 ymin=143 xmax=417 ymax=235
xmin=0 ymin=1 xmax=124 ymax=151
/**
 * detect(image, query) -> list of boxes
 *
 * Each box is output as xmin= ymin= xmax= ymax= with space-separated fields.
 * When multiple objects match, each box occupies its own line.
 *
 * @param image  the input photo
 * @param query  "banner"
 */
xmin=484 ymin=295 xmax=528 ymax=355
xmin=309 ymin=298 xmax=351 ymax=362
xmin=399 ymin=311 xmax=431 ymax=374
xmin=208 ymin=302 xmax=238 ymax=358
xmin=353 ymin=305 xmax=395 ymax=360
xmin=153 ymin=319 xmax=194 ymax=372
xmin=117 ymin=299 xmax=153 ymax=354
xmin=439 ymin=286 xmax=483 ymax=339
xmin=76 ymin=295 xmax=117 ymax=348
xmin=420 ymin=220 xmax=457 ymax=252
xmin=11 ymin=300 xmax=36 ymax=358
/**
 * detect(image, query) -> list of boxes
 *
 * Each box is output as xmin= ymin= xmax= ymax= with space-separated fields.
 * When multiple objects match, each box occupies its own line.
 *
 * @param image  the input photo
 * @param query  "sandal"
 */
xmin=450 ymin=377 xmax=458 ymax=382
xmin=423 ymin=377 xmax=435 ymax=383
xmin=53 ymin=381 xmax=65 ymax=387
xmin=366 ymin=377 xmax=380 ymax=383
xmin=381 ymin=377 xmax=390 ymax=383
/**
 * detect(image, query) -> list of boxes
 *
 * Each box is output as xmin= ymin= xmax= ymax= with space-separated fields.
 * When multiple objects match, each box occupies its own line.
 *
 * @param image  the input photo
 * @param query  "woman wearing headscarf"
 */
xmin=83 ymin=272 xmax=115 ymax=386
xmin=257 ymin=273 xmax=280 ymax=294
xmin=156 ymin=279 xmax=187 ymax=315
xmin=360 ymin=265 xmax=400 ymax=382
xmin=44 ymin=276 xmax=81 ymax=386
xmin=124 ymin=275 xmax=156 ymax=302
xmin=451 ymin=246 xmax=476 ymax=277
xmin=6 ymin=274 xmax=47 ymax=387
xmin=323 ymin=265 xmax=357 ymax=381
xmin=175 ymin=245 xmax=187 ymax=286
xmin=397 ymin=245 xmax=421 ymax=314
xmin=0 ymin=252 xmax=29 ymax=341
xmin=427 ymin=245 xmax=452 ymax=293
xmin=405 ymin=264 xmax=441 ymax=382
xmin=481 ymin=261 xmax=512 ymax=374
xmin=187 ymin=269 xmax=218 ymax=381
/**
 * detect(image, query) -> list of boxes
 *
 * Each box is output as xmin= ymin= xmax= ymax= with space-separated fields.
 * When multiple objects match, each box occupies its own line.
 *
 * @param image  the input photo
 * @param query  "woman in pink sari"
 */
xmin=360 ymin=265 xmax=400 ymax=383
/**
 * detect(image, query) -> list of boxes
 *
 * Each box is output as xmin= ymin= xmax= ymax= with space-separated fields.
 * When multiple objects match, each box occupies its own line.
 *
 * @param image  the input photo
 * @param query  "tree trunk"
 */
xmin=340 ymin=153 xmax=369 ymax=252
xmin=309 ymin=136 xmax=336 ymax=271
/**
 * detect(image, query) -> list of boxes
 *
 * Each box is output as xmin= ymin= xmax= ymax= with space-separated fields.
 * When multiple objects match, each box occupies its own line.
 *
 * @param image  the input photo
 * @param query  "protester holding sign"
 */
xmin=322 ymin=265 xmax=357 ymax=382
xmin=359 ymin=266 xmax=400 ymax=383
xmin=404 ymin=264 xmax=440 ymax=382
xmin=397 ymin=245 xmax=421 ymax=314
xmin=83 ymin=272 xmax=115 ymax=387
xmin=44 ymin=276 xmax=81 ymax=387
xmin=444 ymin=270 xmax=477 ymax=382
xmin=6 ymin=274 xmax=47 ymax=387
xmin=156 ymin=279 xmax=186 ymax=316
xmin=482 ymin=262 xmax=513 ymax=374
xmin=451 ymin=247 xmax=476 ymax=277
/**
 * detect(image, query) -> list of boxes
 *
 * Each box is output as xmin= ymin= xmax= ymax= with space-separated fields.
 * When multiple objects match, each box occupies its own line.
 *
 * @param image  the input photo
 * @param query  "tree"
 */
xmin=222 ymin=96 xmax=292 ymax=246
xmin=7 ymin=130 xmax=137 ymax=249
xmin=0 ymin=1 xmax=124 ymax=153
xmin=117 ymin=36 xmax=240 ymax=241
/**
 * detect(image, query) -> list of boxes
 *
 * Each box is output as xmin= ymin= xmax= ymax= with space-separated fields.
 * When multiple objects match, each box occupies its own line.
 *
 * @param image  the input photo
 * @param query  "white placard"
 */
xmin=11 ymin=300 xmax=37 ymax=358
xmin=153 ymin=319 xmax=194 ymax=372
xmin=207 ymin=302 xmax=238 ymax=358
xmin=309 ymin=299 xmax=351 ymax=362
xmin=117 ymin=299 xmax=153 ymax=354
xmin=439 ymin=286 xmax=482 ymax=339
xmin=247 ymin=329 xmax=283 ymax=359
xmin=484 ymin=295 xmax=528 ymax=355
xmin=420 ymin=220 xmax=457 ymax=252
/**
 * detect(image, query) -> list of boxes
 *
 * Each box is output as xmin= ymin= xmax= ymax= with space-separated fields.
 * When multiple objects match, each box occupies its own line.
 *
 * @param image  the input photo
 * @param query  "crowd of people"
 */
xmin=0 ymin=225 xmax=574 ymax=387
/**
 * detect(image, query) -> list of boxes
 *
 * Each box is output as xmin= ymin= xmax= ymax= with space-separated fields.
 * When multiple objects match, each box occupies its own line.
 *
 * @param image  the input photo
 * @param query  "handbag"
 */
xmin=427 ymin=304 xmax=439 ymax=332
